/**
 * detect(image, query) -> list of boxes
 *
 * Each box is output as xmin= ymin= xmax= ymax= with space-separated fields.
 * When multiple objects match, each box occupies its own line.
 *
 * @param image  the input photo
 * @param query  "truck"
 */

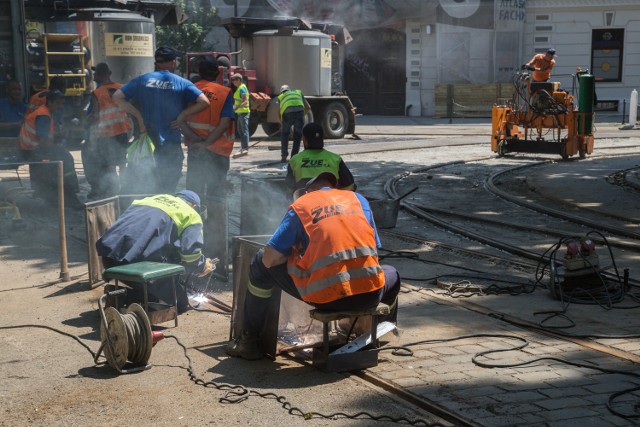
xmin=188 ymin=17 xmax=357 ymax=140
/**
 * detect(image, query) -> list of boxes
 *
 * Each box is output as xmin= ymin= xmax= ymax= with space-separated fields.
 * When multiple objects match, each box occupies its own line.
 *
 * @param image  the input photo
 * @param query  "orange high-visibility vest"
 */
xmin=26 ymin=91 xmax=47 ymax=116
xmin=94 ymin=82 xmax=132 ymax=137
xmin=287 ymin=189 xmax=385 ymax=304
xmin=185 ymin=80 xmax=235 ymax=157
xmin=19 ymin=105 xmax=53 ymax=150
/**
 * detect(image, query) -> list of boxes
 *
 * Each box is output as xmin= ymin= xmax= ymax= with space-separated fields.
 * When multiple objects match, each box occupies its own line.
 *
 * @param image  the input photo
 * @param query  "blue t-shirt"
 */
xmin=267 ymin=189 xmax=381 ymax=256
xmin=120 ymin=70 xmax=202 ymax=145
xmin=0 ymin=98 xmax=26 ymax=137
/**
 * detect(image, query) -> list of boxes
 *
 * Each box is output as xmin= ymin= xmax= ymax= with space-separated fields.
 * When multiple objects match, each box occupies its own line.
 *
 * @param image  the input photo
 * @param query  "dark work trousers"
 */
xmin=22 ymin=145 xmax=80 ymax=205
xmin=81 ymin=132 xmax=129 ymax=199
xmin=186 ymin=148 xmax=230 ymax=269
xmin=185 ymin=148 xmax=229 ymax=203
xmin=154 ymin=141 xmax=184 ymax=194
xmin=280 ymin=110 xmax=304 ymax=160
xmin=242 ymin=249 xmax=401 ymax=336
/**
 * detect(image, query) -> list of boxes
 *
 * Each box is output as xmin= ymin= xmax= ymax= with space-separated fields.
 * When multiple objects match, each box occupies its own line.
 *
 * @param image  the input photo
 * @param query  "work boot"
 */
xmin=225 ymin=330 xmax=262 ymax=360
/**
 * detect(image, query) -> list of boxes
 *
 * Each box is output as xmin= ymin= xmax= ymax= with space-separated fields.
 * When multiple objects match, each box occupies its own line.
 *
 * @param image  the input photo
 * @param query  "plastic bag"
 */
xmin=126 ymin=133 xmax=155 ymax=166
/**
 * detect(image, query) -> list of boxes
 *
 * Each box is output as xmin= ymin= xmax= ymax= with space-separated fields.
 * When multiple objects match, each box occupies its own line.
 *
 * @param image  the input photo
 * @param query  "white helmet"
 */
xmin=279 ymin=85 xmax=290 ymax=94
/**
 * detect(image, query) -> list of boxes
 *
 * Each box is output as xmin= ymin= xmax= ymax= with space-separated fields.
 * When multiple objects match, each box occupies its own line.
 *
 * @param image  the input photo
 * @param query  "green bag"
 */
xmin=126 ymin=133 xmax=155 ymax=166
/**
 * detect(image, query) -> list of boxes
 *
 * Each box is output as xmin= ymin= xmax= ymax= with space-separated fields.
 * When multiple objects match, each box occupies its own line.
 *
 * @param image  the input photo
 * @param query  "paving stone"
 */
xmin=491 ymin=402 xmax=541 ymax=415
xmin=429 ymin=346 xmax=466 ymax=356
xmin=537 ymin=407 xmax=601 ymax=422
xmin=391 ymin=376 xmax=427 ymax=388
xmin=491 ymin=390 xmax=545 ymax=404
xmin=538 ymin=386 xmax=594 ymax=398
xmin=474 ymin=414 xmax=528 ymax=426
xmin=442 ymin=385 xmax=504 ymax=397
xmin=585 ymin=381 xmax=639 ymax=394
xmin=535 ymin=397 xmax=591 ymax=410
xmin=512 ymin=370 xmax=562 ymax=383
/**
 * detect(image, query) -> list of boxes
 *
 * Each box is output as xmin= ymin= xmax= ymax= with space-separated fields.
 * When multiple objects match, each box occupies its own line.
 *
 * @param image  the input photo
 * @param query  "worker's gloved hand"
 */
xmin=198 ymin=257 xmax=217 ymax=277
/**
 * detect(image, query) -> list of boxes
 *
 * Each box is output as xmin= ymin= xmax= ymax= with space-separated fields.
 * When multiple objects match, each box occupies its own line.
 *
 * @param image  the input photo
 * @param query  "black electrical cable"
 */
xmin=0 ymin=324 xmax=99 ymax=359
xmin=164 ymin=334 xmax=445 ymax=426
xmin=0 ymin=323 xmax=444 ymax=426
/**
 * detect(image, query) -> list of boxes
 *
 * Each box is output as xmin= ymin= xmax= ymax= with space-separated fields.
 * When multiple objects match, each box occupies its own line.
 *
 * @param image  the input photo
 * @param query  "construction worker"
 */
xmin=18 ymin=90 xmax=82 ymax=209
xmin=278 ymin=85 xmax=310 ymax=163
xmin=526 ymin=48 xmax=556 ymax=82
xmin=83 ymin=62 xmax=132 ymax=199
xmin=179 ymin=57 xmax=234 ymax=202
xmin=96 ymin=190 xmax=215 ymax=312
xmin=177 ymin=56 xmax=235 ymax=274
xmin=225 ymin=171 xmax=400 ymax=360
xmin=25 ymin=76 xmax=66 ymax=116
xmin=231 ymin=73 xmax=250 ymax=156
xmin=286 ymin=122 xmax=355 ymax=193
xmin=113 ymin=45 xmax=210 ymax=193
xmin=0 ymin=79 xmax=26 ymax=137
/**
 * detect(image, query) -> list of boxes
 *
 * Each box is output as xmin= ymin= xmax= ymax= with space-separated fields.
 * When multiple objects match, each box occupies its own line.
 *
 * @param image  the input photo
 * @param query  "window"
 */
xmin=591 ymin=29 xmax=623 ymax=82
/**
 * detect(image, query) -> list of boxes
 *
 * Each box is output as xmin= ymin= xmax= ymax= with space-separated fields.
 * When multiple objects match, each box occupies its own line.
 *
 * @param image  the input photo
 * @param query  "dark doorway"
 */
xmin=345 ymin=28 xmax=406 ymax=115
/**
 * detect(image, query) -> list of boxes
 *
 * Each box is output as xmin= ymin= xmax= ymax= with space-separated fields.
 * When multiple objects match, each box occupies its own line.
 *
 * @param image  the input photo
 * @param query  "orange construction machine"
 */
xmin=491 ymin=67 xmax=595 ymax=160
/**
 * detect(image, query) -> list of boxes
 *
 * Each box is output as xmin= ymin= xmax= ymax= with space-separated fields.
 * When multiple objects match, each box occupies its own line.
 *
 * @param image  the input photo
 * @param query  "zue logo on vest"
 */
xmin=301 ymin=159 xmax=326 ymax=168
xmin=311 ymin=204 xmax=356 ymax=224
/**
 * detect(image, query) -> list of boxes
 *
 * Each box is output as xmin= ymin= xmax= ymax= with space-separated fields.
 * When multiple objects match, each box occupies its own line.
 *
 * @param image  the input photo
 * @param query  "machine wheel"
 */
xmin=321 ymin=102 xmax=349 ymax=139
xmin=261 ymin=121 xmax=281 ymax=137
xmin=249 ymin=114 xmax=259 ymax=136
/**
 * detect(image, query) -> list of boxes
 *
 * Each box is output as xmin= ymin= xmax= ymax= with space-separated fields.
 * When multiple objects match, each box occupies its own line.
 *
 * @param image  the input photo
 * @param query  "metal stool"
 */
xmin=102 ymin=261 xmax=185 ymax=327
xmin=309 ymin=303 xmax=390 ymax=372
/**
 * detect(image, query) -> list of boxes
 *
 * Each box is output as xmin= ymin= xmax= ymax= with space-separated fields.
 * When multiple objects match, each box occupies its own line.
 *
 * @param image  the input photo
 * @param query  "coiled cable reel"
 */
xmin=94 ymin=289 xmax=164 ymax=374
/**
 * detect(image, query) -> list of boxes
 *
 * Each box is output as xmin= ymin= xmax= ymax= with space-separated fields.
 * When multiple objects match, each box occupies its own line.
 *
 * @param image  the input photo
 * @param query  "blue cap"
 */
xmin=176 ymin=190 xmax=201 ymax=210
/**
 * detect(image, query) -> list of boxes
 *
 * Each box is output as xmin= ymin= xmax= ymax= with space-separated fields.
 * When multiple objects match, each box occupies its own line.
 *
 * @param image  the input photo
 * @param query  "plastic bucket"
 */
xmin=368 ymin=198 xmax=400 ymax=229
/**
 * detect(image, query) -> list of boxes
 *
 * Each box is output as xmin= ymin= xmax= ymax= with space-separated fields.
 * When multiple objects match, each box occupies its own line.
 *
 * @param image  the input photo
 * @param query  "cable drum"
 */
xmin=99 ymin=303 xmax=153 ymax=371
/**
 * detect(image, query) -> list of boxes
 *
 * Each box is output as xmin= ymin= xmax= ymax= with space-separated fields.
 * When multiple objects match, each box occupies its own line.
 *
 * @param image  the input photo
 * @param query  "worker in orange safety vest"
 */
xmin=225 ymin=171 xmax=400 ymax=360
xmin=83 ymin=62 xmax=133 ymax=199
xmin=178 ymin=56 xmax=235 ymax=202
xmin=19 ymin=90 xmax=82 ymax=209
xmin=177 ymin=56 xmax=235 ymax=276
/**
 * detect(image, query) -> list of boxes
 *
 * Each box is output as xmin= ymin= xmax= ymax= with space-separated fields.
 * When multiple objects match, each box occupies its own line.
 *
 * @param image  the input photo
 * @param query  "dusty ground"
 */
xmin=1 ymin=117 xmax=638 ymax=426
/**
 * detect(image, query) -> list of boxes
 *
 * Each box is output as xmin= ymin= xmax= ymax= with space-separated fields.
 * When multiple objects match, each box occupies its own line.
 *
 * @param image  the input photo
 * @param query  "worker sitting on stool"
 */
xmin=285 ymin=122 xmax=355 ymax=195
xmin=225 ymin=172 xmax=400 ymax=360
xmin=96 ymin=190 xmax=215 ymax=312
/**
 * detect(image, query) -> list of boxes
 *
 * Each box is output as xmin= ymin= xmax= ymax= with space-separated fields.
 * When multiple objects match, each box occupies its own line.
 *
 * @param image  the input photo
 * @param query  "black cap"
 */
xmin=46 ymin=90 xmax=65 ymax=102
xmin=91 ymin=62 xmax=110 ymax=74
xmin=199 ymin=56 xmax=219 ymax=74
xmin=305 ymin=172 xmax=337 ymax=191
xmin=155 ymin=45 xmax=178 ymax=62
xmin=547 ymin=48 xmax=556 ymax=56
xmin=303 ymin=122 xmax=324 ymax=148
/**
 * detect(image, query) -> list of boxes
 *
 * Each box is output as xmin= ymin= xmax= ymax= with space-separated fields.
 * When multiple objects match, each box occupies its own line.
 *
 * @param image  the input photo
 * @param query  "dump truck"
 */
xmin=187 ymin=17 xmax=357 ymax=139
